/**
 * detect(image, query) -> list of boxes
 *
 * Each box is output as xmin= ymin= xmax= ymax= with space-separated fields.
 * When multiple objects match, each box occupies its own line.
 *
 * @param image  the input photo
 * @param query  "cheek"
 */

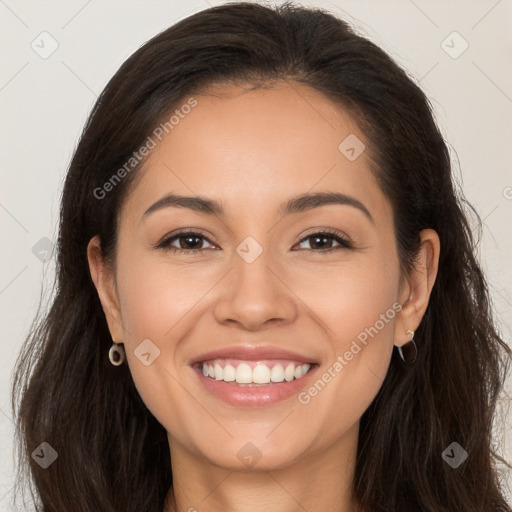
xmin=290 ymin=252 xmax=399 ymax=440
xmin=290 ymin=248 xmax=400 ymax=350
xmin=112 ymin=251 xmax=223 ymax=425
xmin=115 ymin=249 xmax=214 ymax=339
xmin=112 ymin=254 xmax=202 ymax=433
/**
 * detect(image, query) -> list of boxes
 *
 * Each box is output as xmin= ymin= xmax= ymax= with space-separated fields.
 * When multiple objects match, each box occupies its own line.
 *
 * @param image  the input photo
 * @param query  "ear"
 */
xmin=394 ymin=228 xmax=440 ymax=347
xmin=87 ymin=235 xmax=124 ymax=341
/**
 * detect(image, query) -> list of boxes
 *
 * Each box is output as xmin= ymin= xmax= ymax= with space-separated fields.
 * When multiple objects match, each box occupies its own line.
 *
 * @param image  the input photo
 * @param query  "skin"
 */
xmin=88 ymin=80 xmax=440 ymax=512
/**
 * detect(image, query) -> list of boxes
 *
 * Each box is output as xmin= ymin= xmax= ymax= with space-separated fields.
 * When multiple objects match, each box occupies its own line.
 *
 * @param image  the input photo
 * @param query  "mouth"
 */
xmin=190 ymin=355 xmax=319 ymax=407
xmin=193 ymin=358 xmax=315 ymax=386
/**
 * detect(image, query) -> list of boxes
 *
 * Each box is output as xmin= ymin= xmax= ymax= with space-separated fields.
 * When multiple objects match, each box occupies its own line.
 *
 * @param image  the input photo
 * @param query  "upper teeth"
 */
xmin=201 ymin=361 xmax=311 ymax=384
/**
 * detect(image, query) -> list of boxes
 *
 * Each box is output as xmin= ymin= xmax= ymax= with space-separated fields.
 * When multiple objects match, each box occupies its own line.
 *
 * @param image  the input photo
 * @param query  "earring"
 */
xmin=397 ymin=329 xmax=417 ymax=365
xmin=109 ymin=338 xmax=125 ymax=366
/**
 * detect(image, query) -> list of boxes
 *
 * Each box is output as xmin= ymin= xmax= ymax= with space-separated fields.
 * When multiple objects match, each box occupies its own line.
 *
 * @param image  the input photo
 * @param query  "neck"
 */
xmin=164 ymin=424 xmax=360 ymax=512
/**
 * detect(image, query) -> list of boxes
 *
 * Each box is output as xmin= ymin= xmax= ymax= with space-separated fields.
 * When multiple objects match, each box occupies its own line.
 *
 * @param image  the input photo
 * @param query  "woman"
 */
xmin=12 ymin=2 xmax=511 ymax=511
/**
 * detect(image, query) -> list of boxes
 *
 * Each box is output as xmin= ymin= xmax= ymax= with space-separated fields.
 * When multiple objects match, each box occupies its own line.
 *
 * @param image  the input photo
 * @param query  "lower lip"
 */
xmin=192 ymin=365 xmax=318 ymax=407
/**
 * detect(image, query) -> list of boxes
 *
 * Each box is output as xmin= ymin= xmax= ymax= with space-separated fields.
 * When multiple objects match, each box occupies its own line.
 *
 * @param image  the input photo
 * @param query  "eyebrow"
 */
xmin=141 ymin=191 xmax=374 ymax=224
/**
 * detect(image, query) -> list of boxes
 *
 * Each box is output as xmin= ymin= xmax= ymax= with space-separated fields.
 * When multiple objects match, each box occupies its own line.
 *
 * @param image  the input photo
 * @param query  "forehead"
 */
xmin=121 ymin=80 xmax=388 ymax=222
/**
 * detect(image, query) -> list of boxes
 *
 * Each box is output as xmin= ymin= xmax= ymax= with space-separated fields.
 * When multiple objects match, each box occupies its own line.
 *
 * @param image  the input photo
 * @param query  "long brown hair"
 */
xmin=12 ymin=2 xmax=511 ymax=511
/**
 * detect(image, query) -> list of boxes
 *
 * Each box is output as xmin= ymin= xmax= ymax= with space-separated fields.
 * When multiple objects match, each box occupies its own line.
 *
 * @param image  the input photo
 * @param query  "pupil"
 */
xmin=181 ymin=235 xmax=201 ymax=249
xmin=176 ymin=235 xmax=334 ymax=250
xmin=311 ymin=235 xmax=331 ymax=249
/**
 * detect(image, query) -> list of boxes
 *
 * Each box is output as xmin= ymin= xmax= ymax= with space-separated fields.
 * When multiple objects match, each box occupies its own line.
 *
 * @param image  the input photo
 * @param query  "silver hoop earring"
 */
xmin=109 ymin=339 xmax=125 ymax=366
xmin=397 ymin=329 xmax=417 ymax=365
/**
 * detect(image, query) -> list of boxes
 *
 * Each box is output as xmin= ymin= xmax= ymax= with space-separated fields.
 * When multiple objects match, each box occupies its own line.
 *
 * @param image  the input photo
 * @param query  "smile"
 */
xmin=196 ymin=359 xmax=312 ymax=385
xmin=192 ymin=358 xmax=318 ymax=407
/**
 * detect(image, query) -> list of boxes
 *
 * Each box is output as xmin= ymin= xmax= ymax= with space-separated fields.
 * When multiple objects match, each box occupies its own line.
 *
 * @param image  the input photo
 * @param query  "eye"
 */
xmin=293 ymin=230 xmax=353 ymax=252
xmin=155 ymin=228 xmax=353 ymax=255
xmin=157 ymin=231 xmax=217 ymax=253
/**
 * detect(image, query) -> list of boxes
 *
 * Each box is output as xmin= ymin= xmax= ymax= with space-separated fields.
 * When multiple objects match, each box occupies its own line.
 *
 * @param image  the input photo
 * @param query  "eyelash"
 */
xmin=156 ymin=229 xmax=353 ymax=255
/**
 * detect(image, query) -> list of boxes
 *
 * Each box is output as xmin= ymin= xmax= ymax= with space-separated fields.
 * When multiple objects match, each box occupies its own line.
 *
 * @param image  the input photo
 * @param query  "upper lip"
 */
xmin=189 ymin=346 xmax=317 ymax=365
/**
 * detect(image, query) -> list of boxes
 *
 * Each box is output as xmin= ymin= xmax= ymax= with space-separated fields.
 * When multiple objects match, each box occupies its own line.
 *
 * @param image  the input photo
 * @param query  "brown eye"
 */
xmin=176 ymin=234 xmax=204 ymax=250
xmin=157 ymin=232 xmax=216 ymax=253
xmin=295 ymin=231 xmax=352 ymax=252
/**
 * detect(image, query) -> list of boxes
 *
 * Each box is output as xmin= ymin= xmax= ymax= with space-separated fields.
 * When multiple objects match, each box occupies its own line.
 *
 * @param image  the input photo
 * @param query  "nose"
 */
xmin=213 ymin=248 xmax=298 ymax=332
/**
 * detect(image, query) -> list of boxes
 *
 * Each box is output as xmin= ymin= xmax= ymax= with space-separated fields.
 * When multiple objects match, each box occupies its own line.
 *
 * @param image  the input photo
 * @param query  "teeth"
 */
xmin=223 ymin=364 xmax=236 ymax=382
xmin=284 ymin=363 xmax=295 ymax=382
xmin=270 ymin=364 xmax=284 ymax=382
xmin=235 ymin=363 xmax=252 ymax=383
xmin=201 ymin=361 xmax=311 ymax=384
xmin=214 ymin=363 xmax=223 ymax=380
xmin=252 ymin=364 xmax=271 ymax=384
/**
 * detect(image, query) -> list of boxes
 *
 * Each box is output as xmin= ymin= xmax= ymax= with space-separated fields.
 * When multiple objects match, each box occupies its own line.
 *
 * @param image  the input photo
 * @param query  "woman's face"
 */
xmin=91 ymin=81 xmax=413 ymax=471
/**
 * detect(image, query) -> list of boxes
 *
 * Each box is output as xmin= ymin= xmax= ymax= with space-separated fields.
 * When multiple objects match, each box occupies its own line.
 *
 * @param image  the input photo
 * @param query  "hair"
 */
xmin=11 ymin=2 xmax=511 ymax=511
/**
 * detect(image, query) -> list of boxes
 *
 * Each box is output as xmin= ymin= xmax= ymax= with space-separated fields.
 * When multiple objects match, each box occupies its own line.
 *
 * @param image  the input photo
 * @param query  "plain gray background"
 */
xmin=1 ymin=0 xmax=511 ymax=509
